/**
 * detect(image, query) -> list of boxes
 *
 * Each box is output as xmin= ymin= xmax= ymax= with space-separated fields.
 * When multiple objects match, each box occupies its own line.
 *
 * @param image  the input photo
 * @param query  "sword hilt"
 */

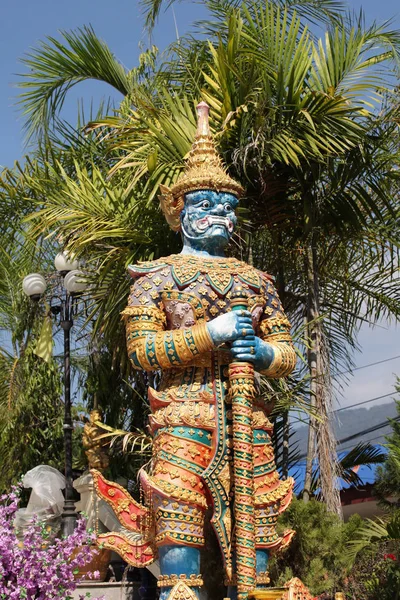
xmin=230 ymin=285 xmax=249 ymax=313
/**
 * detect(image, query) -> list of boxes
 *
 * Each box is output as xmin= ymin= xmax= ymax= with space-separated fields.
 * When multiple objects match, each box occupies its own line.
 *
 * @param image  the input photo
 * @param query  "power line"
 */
xmin=333 ymin=392 xmax=399 ymax=413
xmin=296 ymin=416 xmax=400 ymax=460
xmin=332 ymin=354 xmax=400 ymax=379
xmin=296 ymin=432 xmax=390 ymax=458
xmin=338 ymin=434 xmax=389 ymax=453
xmin=337 ymin=416 xmax=400 ymax=446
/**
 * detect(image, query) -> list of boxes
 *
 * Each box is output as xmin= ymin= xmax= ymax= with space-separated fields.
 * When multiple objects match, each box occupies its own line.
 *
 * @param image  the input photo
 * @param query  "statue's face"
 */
xmin=181 ymin=190 xmax=238 ymax=249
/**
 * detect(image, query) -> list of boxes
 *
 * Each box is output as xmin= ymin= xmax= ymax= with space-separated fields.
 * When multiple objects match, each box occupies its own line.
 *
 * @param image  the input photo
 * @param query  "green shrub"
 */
xmin=269 ymin=497 xmax=362 ymax=596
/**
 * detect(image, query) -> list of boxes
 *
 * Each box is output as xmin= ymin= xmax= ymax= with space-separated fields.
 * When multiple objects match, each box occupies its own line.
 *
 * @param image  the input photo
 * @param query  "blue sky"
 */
xmin=0 ymin=0 xmax=208 ymax=166
xmin=0 ymin=0 xmax=399 ymax=417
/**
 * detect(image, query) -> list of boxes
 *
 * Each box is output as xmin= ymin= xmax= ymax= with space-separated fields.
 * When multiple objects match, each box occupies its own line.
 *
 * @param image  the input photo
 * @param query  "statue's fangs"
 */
xmin=92 ymin=101 xmax=297 ymax=600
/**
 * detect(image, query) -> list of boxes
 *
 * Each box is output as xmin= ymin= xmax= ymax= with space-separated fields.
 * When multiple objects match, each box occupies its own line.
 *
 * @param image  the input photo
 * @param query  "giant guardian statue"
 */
xmin=93 ymin=102 xmax=297 ymax=600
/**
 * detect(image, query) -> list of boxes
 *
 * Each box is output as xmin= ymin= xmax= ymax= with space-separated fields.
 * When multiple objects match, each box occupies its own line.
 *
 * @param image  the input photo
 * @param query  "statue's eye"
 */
xmin=201 ymin=200 xmax=211 ymax=209
xmin=224 ymin=203 xmax=233 ymax=212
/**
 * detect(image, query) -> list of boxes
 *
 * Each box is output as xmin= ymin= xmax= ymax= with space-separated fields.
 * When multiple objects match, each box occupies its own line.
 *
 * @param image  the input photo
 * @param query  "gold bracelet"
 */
xmin=127 ymin=336 xmax=146 ymax=357
xmin=122 ymin=305 xmax=166 ymax=325
xmin=155 ymin=331 xmax=173 ymax=369
xmin=134 ymin=339 xmax=154 ymax=371
xmin=192 ymin=322 xmax=213 ymax=354
xmin=126 ymin=321 xmax=164 ymax=336
xmin=263 ymin=331 xmax=292 ymax=343
xmin=261 ymin=343 xmax=296 ymax=378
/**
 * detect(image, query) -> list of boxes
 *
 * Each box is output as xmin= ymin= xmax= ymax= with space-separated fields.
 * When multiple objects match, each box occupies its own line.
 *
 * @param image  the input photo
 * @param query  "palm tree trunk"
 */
xmin=302 ymin=234 xmax=342 ymax=516
xmin=282 ymin=412 xmax=290 ymax=479
xmin=303 ymin=237 xmax=319 ymax=503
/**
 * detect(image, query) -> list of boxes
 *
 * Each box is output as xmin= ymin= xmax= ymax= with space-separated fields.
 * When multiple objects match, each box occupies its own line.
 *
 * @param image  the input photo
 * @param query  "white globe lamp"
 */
xmin=63 ymin=270 xmax=87 ymax=294
xmin=54 ymin=251 xmax=79 ymax=273
xmin=22 ymin=273 xmax=47 ymax=300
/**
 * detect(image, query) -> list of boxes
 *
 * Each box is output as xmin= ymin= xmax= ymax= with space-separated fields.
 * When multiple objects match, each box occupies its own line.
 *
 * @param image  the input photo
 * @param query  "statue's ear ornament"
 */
xmin=159 ymin=184 xmax=184 ymax=232
xmin=158 ymin=101 xmax=243 ymax=231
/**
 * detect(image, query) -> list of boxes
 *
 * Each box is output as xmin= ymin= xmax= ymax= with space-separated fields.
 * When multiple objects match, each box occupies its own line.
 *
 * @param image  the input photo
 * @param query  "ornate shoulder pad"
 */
xmin=128 ymin=260 xmax=170 ymax=280
xmin=259 ymin=271 xmax=274 ymax=284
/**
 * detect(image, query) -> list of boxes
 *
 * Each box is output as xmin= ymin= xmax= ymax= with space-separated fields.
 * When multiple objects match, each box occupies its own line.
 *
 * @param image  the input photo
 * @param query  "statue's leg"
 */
xmin=144 ymin=494 xmax=205 ymax=600
xmin=152 ymin=495 xmax=205 ymax=599
xmin=158 ymin=544 xmax=201 ymax=600
xmin=141 ymin=425 xmax=210 ymax=599
xmin=255 ymin=548 xmax=270 ymax=588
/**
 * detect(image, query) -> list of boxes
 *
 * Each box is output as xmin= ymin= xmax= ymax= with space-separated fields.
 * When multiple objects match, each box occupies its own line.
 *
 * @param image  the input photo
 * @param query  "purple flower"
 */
xmin=0 ymin=485 xmax=104 ymax=600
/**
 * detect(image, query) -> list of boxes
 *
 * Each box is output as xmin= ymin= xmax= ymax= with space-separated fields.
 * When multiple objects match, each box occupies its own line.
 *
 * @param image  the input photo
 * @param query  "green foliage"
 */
xmin=0 ymin=170 xmax=65 ymax=492
xmin=374 ymin=386 xmax=400 ymax=508
xmin=80 ymin=343 xmax=153 ymax=485
xmin=269 ymin=497 xmax=362 ymax=595
xmin=18 ymin=25 xmax=136 ymax=140
xmin=139 ymin=0 xmax=348 ymax=32
xmin=0 ymin=343 xmax=63 ymax=492
xmin=344 ymin=514 xmax=400 ymax=599
xmin=363 ymin=555 xmax=400 ymax=600
xmin=341 ymin=393 xmax=400 ymax=598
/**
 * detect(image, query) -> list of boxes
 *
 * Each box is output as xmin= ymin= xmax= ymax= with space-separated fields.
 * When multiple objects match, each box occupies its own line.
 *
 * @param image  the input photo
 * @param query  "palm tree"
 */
xmin=138 ymin=0 xmax=348 ymax=32
xmin=13 ymin=1 xmax=400 ymax=514
xmin=18 ymin=25 xmax=159 ymax=141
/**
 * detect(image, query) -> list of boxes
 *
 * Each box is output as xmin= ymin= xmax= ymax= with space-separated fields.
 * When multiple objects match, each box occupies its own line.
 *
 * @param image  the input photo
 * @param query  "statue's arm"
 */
xmin=123 ymin=302 xmax=214 ymax=371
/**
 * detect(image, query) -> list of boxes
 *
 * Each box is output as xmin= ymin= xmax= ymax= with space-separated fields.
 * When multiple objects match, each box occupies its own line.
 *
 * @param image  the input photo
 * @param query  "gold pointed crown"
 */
xmin=159 ymin=101 xmax=244 ymax=231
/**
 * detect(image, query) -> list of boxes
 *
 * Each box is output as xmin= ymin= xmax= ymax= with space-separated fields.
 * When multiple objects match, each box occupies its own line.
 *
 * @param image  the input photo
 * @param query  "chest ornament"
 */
xmin=131 ymin=255 xmax=269 ymax=297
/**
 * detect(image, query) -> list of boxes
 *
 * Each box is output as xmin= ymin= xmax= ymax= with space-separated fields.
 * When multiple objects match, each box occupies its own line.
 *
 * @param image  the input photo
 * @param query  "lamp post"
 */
xmin=23 ymin=252 xmax=88 ymax=536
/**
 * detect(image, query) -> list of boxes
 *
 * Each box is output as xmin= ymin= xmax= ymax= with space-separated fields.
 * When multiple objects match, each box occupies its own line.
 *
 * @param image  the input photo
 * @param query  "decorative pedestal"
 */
xmin=249 ymin=589 xmax=287 ymax=600
xmin=249 ymin=578 xmax=313 ymax=600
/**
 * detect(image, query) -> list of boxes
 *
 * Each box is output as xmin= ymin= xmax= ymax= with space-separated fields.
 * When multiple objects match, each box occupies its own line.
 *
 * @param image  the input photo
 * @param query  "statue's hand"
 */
xmin=231 ymin=336 xmax=275 ymax=370
xmin=206 ymin=310 xmax=254 ymax=346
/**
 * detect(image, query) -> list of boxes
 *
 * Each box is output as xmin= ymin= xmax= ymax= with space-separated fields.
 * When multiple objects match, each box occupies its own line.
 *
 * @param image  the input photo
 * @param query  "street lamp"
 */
xmin=23 ymin=252 xmax=88 ymax=536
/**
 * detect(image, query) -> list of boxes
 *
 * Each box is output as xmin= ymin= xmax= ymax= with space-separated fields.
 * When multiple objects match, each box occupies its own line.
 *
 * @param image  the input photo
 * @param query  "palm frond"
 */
xmin=310 ymin=442 xmax=386 ymax=492
xmin=93 ymin=420 xmax=152 ymax=455
xmin=18 ymin=25 xmax=133 ymax=140
xmin=346 ymin=513 xmax=400 ymax=562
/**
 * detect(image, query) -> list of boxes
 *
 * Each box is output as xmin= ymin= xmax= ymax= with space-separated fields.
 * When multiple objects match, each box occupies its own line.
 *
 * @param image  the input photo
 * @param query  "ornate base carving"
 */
xmin=158 ymin=574 xmax=203 ymax=588
xmin=248 ymin=590 xmax=286 ymax=600
xmin=256 ymin=571 xmax=271 ymax=586
xmin=165 ymin=581 xmax=199 ymax=600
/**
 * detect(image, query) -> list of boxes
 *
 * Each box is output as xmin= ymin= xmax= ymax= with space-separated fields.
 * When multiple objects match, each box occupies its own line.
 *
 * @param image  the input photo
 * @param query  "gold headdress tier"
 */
xmin=159 ymin=101 xmax=244 ymax=231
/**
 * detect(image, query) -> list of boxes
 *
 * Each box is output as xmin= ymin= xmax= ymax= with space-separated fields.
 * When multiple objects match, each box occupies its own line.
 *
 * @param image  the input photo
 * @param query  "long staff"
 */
xmin=229 ymin=287 xmax=257 ymax=599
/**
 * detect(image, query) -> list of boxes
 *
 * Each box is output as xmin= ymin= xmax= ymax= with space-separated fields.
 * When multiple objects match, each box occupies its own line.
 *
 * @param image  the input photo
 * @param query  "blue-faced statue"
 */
xmin=91 ymin=101 xmax=299 ymax=600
